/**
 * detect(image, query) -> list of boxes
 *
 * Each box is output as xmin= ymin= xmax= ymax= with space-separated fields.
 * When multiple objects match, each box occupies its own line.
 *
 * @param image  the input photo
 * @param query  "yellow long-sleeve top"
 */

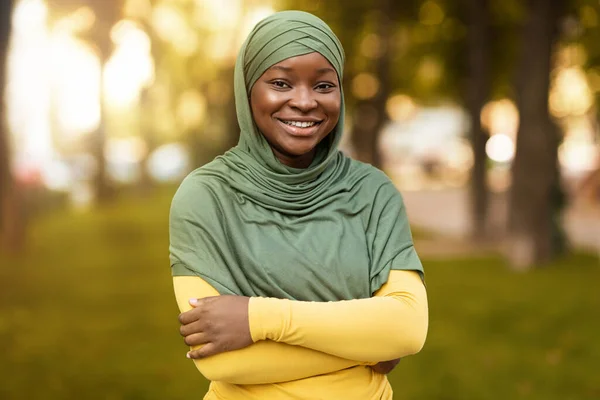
xmin=173 ymin=269 xmax=428 ymax=400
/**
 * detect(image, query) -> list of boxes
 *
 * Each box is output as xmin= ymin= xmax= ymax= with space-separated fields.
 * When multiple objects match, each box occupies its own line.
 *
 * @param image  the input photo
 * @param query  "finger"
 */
xmin=179 ymin=320 xmax=205 ymax=337
xmin=187 ymin=342 xmax=219 ymax=359
xmin=184 ymin=332 xmax=209 ymax=347
xmin=178 ymin=308 xmax=202 ymax=325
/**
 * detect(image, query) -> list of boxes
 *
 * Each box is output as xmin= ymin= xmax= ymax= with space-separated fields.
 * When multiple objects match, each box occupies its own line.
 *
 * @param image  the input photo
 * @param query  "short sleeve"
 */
xmin=367 ymin=180 xmax=424 ymax=294
xmin=169 ymin=176 xmax=236 ymax=295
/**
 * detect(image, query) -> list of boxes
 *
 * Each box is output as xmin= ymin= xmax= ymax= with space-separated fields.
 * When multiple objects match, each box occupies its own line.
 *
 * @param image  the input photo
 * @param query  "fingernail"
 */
xmin=189 ymin=298 xmax=198 ymax=305
xmin=186 ymin=352 xmax=191 ymax=359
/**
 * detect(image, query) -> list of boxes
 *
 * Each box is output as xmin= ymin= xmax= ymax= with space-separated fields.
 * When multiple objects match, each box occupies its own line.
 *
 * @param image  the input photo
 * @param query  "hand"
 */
xmin=178 ymin=295 xmax=253 ymax=359
xmin=370 ymin=358 xmax=401 ymax=374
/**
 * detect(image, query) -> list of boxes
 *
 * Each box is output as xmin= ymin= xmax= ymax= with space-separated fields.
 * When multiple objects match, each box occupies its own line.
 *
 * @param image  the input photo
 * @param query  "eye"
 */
xmin=271 ymin=80 xmax=291 ymax=89
xmin=315 ymin=82 xmax=336 ymax=91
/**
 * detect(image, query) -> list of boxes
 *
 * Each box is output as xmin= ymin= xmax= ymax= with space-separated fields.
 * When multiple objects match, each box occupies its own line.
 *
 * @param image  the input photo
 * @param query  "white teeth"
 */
xmin=283 ymin=120 xmax=318 ymax=128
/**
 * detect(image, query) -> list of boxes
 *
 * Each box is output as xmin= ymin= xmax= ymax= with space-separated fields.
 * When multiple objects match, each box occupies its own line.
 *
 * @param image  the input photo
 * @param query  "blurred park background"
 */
xmin=0 ymin=0 xmax=599 ymax=399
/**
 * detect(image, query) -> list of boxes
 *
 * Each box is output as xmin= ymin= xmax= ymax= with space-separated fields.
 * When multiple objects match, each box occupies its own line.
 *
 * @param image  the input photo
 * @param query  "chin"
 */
xmin=284 ymin=146 xmax=319 ymax=157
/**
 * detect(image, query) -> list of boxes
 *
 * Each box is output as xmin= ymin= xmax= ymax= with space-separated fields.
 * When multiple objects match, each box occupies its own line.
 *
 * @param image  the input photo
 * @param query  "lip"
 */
xmin=276 ymin=118 xmax=323 ymax=137
xmin=277 ymin=117 xmax=323 ymax=123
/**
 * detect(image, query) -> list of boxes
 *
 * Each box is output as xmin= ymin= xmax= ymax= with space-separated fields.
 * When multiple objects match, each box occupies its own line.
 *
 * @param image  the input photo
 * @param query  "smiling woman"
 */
xmin=250 ymin=52 xmax=341 ymax=168
xmin=169 ymin=10 xmax=428 ymax=400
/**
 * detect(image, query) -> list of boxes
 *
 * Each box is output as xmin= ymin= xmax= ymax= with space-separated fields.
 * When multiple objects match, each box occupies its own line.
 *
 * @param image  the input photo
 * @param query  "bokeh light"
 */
xmin=177 ymin=90 xmax=207 ymax=130
xmin=419 ymin=1 xmax=445 ymax=26
xmin=549 ymin=67 xmax=593 ymax=118
xmin=360 ymin=34 xmax=384 ymax=59
xmin=151 ymin=4 xmax=198 ymax=56
xmin=147 ymin=143 xmax=191 ymax=182
xmin=194 ymin=0 xmax=243 ymax=32
xmin=481 ymin=99 xmax=519 ymax=138
xmin=105 ymin=20 xmax=154 ymax=108
xmin=486 ymin=133 xmax=515 ymax=163
xmin=50 ymin=31 xmax=101 ymax=137
xmin=7 ymin=0 xmax=54 ymax=174
xmin=352 ymin=73 xmax=380 ymax=100
xmin=386 ymin=94 xmax=417 ymax=121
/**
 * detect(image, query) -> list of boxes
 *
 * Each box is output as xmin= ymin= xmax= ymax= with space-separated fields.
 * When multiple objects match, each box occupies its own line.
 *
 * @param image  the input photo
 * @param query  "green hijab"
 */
xmin=170 ymin=11 xmax=423 ymax=301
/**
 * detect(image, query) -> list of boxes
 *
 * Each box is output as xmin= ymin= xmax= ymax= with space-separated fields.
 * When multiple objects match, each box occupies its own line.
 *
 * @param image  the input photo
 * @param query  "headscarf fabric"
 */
xmin=235 ymin=10 xmax=345 ymax=182
xmin=169 ymin=11 xmax=423 ymax=301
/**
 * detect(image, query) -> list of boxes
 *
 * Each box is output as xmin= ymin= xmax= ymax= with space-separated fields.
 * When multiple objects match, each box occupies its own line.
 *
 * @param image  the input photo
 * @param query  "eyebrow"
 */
xmin=269 ymin=65 xmax=336 ymax=74
xmin=317 ymin=67 xmax=336 ymax=74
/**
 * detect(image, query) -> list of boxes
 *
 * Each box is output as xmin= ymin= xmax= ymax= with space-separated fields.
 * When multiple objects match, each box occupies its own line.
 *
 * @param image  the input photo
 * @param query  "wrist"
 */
xmin=248 ymin=297 xmax=290 ymax=342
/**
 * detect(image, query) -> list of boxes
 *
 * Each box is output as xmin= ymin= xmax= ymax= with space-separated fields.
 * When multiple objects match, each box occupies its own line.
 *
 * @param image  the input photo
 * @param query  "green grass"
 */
xmin=0 ymin=187 xmax=598 ymax=399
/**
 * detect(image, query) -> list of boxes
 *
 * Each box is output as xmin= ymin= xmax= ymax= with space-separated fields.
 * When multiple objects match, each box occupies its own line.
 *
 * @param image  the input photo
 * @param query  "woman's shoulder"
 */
xmin=170 ymin=159 xmax=230 ymax=214
xmin=343 ymin=155 xmax=398 ymax=192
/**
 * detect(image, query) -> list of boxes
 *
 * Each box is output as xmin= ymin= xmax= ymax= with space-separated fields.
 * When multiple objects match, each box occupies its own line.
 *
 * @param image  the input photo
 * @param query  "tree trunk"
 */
xmin=0 ymin=0 xmax=26 ymax=253
xmin=508 ymin=0 xmax=567 ymax=269
xmin=92 ymin=81 xmax=113 ymax=202
xmin=137 ymin=87 xmax=155 ymax=194
xmin=465 ymin=0 xmax=491 ymax=239
xmin=349 ymin=0 xmax=393 ymax=168
xmin=87 ymin=1 xmax=123 ymax=203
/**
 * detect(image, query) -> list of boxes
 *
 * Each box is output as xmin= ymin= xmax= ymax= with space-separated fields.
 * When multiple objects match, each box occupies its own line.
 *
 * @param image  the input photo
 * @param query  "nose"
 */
xmin=288 ymin=86 xmax=317 ymax=112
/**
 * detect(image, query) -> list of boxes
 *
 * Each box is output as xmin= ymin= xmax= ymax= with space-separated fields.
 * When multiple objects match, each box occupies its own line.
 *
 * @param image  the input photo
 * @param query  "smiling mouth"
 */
xmin=277 ymin=119 xmax=323 ymax=128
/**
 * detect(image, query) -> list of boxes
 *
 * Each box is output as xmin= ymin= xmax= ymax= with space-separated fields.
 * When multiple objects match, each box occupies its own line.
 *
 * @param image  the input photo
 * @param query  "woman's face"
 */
xmin=250 ymin=52 xmax=341 ymax=169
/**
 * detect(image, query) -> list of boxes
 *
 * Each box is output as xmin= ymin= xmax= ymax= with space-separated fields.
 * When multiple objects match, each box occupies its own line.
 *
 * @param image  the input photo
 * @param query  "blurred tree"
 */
xmin=465 ymin=0 xmax=491 ymax=239
xmin=84 ymin=0 xmax=124 ymax=202
xmin=47 ymin=0 xmax=124 ymax=202
xmin=569 ymin=0 xmax=600 ymax=208
xmin=508 ymin=0 xmax=568 ymax=267
xmin=348 ymin=0 xmax=394 ymax=167
xmin=284 ymin=0 xmax=397 ymax=166
xmin=0 ymin=0 xmax=25 ymax=253
xmin=136 ymin=1 xmax=241 ymax=169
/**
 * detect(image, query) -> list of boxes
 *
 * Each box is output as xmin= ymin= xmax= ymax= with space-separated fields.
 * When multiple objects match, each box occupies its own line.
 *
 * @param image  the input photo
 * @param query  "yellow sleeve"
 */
xmin=249 ymin=270 xmax=428 ymax=362
xmin=173 ymin=276 xmax=366 ymax=384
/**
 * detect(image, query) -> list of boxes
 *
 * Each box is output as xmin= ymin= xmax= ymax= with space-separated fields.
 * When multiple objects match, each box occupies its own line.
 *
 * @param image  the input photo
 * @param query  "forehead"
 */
xmin=267 ymin=52 xmax=337 ymax=76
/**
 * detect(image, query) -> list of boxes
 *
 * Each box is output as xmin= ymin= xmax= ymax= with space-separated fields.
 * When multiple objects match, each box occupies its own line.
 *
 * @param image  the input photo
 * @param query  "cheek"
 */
xmin=251 ymin=94 xmax=272 ymax=131
xmin=255 ymin=90 xmax=286 ymax=116
xmin=326 ymin=98 xmax=342 ymax=124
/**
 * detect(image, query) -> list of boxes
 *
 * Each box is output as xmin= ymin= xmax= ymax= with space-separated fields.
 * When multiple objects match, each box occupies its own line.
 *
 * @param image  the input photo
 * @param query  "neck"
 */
xmin=272 ymin=148 xmax=316 ymax=169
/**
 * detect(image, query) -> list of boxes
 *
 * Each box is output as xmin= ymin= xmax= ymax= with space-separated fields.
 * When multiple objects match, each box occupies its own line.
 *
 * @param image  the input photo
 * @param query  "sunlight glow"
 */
xmin=194 ymin=0 xmax=243 ymax=31
xmin=105 ymin=137 xmax=148 ymax=184
xmin=238 ymin=6 xmax=276 ymax=46
xmin=386 ymin=94 xmax=417 ymax=121
xmin=104 ymin=20 xmax=154 ymax=108
xmin=352 ymin=73 xmax=380 ymax=100
xmin=485 ymin=134 xmax=515 ymax=163
xmin=50 ymin=31 xmax=101 ymax=136
xmin=105 ymin=137 xmax=147 ymax=165
xmin=151 ymin=4 xmax=198 ymax=55
xmin=177 ymin=90 xmax=207 ymax=129
xmin=41 ymin=159 xmax=73 ymax=191
xmin=416 ymin=56 xmax=442 ymax=87
xmin=550 ymin=67 xmax=593 ymax=117
xmin=481 ymin=99 xmax=519 ymax=138
xmin=559 ymin=140 xmax=598 ymax=174
xmin=147 ymin=143 xmax=191 ymax=182
xmin=53 ymin=6 xmax=96 ymax=34
xmin=124 ymin=0 xmax=152 ymax=20
xmin=7 ymin=0 xmax=54 ymax=171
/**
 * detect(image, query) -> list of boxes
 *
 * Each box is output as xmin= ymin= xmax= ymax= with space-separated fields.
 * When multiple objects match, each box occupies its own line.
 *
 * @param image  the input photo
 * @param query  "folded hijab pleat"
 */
xmin=170 ymin=11 xmax=423 ymax=301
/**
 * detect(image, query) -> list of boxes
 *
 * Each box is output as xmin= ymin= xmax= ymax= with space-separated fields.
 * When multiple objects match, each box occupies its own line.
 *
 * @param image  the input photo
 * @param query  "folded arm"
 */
xmin=173 ymin=276 xmax=367 ymax=384
xmin=250 ymin=269 xmax=428 ymax=362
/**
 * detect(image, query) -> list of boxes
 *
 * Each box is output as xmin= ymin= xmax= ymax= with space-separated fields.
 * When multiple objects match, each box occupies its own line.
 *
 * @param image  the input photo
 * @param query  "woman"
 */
xmin=169 ymin=10 xmax=428 ymax=400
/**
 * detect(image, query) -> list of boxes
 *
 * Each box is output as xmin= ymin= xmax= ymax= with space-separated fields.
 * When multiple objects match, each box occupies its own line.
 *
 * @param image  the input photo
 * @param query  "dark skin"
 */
xmin=250 ymin=51 xmax=341 ymax=168
xmin=178 ymin=52 xmax=400 ymax=373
